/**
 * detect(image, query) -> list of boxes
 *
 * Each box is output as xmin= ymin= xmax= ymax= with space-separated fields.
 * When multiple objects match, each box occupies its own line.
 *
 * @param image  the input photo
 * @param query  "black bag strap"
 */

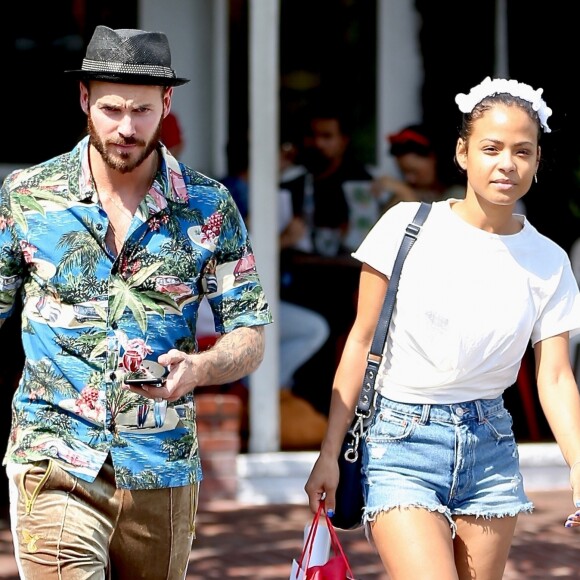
xmin=354 ymin=202 xmax=432 ymax=422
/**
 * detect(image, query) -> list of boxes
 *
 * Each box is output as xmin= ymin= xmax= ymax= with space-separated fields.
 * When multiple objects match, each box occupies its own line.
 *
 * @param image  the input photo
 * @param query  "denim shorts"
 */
xmin=362 ymin=395 xmax=533 ymax=536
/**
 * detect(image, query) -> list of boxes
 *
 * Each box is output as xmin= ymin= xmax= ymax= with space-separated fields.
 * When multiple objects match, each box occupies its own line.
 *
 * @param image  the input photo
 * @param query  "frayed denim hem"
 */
xmin=362 ymin=501 xmax=535 ymax=547
xmin=452 ymin=501 xmax=535 ymax=521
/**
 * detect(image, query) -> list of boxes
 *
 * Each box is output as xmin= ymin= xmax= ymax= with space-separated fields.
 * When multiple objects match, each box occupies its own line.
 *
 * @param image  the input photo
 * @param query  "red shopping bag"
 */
xmin=290 ymin=500 xmax=355 ymax=579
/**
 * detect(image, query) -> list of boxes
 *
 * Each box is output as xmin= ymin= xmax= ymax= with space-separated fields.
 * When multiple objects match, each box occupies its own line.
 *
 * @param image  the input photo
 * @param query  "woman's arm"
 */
xmin=534 ymin=333 xmax=580 ymax=521
xmin=304 ymin=263 xmax=388 ymax=514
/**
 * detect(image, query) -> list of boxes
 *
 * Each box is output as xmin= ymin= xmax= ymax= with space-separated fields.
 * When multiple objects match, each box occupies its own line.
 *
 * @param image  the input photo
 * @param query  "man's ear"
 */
xmin=163 ymin=87 xmax=173 ymax=118
xmin=79 ymin=82 xmax=90 ymax=115
xmin=455 ymin=138 xmax=467 ymax=171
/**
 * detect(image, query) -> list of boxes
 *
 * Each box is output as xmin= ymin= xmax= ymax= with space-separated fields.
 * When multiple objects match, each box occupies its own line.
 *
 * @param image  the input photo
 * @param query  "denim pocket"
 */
xmin=482 ymin=408 xmax=515 ymax=442
xmin=368 ymin=408 xmax=416 ymax=442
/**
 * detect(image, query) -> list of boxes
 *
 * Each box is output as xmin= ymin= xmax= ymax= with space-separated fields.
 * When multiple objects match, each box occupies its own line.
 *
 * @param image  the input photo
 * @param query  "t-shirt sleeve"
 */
xmin=351 ymin=201 xmax=421 ymax=278
xmin=531 ymin=256 xmax=580 ymax=345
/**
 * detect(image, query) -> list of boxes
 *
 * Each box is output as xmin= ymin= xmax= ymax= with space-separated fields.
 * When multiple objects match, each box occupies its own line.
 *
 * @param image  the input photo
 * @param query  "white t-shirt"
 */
xmin=352 ymin=199 xmax=580 ymax=403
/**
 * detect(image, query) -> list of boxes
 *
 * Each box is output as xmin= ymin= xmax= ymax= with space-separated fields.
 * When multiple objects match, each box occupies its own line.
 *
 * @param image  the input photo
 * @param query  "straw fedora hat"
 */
xmin=65 ymin=25 xmax=189 ymax=87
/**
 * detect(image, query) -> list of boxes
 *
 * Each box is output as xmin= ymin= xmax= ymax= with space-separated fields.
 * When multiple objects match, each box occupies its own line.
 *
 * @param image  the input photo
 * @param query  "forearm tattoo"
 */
xmin=201 ymin=326 xmax=265 ymax=385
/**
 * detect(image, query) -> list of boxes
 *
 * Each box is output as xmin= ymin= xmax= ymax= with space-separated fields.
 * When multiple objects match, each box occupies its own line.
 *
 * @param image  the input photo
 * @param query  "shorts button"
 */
xmin=455 ymin=407 xmax=465 ymax=416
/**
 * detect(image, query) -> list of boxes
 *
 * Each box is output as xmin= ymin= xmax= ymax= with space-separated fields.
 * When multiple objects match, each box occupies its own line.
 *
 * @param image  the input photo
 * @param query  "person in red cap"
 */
xmin=372 ymin=123 xmax=465 ymax=210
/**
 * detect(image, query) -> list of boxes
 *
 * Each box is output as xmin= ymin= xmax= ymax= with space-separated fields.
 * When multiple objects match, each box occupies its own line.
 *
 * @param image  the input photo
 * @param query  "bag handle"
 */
xmin=370 ymin=201 xmax=431 ymax=356
xmin=296 ymin=500 xmax=324 ymax=574
xmin=354 ymin=201 xmax=432 ymax=423
xmin=325 ymin=511 xmax=355 ymax=577
xmin=343 ymin=202 xmax=432 ymax=465
xmin=297 ymin=500 xmax=355 ymax=578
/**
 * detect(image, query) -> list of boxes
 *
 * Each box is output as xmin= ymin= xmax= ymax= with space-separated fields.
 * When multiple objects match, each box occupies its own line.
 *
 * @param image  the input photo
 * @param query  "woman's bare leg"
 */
xmin=453 ymin=515 xmax=518 ymax=580
xmin=371 ymin=507 xmax=459 ymax=580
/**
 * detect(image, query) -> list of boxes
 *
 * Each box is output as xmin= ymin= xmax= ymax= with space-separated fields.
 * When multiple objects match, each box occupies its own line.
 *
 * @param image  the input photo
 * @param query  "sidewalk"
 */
xmin=1 ymin=489 xmax=580 ymax=579
xmin=1 ymin=444 xmax=579 ymax=579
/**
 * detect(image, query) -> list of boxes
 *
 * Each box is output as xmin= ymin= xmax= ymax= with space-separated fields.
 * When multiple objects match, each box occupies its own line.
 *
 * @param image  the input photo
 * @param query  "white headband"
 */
xmin=455 ymin=76 xmax=552 ymax=133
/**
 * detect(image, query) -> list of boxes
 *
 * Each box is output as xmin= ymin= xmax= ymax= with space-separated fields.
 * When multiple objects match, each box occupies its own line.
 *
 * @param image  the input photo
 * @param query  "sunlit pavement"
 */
xmin=2 ymin=444 xmax=579 ymax=579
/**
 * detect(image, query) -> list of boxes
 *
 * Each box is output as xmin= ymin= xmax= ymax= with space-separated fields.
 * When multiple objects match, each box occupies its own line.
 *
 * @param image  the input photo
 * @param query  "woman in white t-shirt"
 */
xmin=305 ymin=77 xmax=580 ymax=579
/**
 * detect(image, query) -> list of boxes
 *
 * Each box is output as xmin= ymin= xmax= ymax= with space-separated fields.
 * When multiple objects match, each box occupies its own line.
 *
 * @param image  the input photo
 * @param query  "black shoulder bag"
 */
xmin=332 ymin=201 xmax=432 ymax=530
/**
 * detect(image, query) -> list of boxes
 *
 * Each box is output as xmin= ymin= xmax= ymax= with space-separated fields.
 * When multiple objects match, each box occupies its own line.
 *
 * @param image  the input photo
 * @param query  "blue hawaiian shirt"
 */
xmin=0 ymin=136 xmax=272 ymax=490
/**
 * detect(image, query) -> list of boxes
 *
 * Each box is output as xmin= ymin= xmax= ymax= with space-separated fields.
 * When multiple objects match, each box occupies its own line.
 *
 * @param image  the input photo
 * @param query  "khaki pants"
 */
xmin=7 ymin=459 xmax=198 ymax=580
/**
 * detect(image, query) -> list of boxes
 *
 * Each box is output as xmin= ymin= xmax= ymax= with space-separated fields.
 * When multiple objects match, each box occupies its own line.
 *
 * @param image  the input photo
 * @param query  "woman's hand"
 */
xmin=304 ymin=452 xmax=340 ymax=516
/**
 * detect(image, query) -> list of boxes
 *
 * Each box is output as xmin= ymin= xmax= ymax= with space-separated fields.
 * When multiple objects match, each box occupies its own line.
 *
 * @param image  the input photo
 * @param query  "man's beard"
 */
xmin=87 ymin=114 xmax=163 ymax=174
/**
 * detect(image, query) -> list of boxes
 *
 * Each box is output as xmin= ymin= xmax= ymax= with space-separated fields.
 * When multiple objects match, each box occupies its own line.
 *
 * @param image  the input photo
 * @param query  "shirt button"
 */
xmin=96 ymin=223 xmax=103 ymax=231
xmin=109 ymin=372 xmax=116 ymax=381
xmin=111 ymin=322 xmax=118 ymax=329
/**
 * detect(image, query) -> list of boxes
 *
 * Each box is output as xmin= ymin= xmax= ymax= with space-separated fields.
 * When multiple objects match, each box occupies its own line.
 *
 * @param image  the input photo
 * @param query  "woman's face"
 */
xmin=456 ymin=103 xmax=540 ymax=207
xmin=395 ymin=152 xmax=437 ymax=189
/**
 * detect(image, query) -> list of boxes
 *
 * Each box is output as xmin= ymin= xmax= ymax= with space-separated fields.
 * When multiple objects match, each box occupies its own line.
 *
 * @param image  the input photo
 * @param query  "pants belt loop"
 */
xmin=420 ymin=404 xmax=431 ymax=424
xmin=474 ymin=399 xmax=485 ymax=422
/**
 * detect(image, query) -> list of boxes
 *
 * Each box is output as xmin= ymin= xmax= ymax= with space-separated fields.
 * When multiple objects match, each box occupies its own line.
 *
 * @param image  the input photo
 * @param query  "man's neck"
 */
xmin=90 ymin=146 xmax=158 ymax=204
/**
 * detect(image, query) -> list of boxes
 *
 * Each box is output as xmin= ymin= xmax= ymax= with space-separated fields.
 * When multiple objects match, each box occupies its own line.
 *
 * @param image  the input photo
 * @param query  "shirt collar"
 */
xmin=70 ymin=135 xmax=188 ymax=209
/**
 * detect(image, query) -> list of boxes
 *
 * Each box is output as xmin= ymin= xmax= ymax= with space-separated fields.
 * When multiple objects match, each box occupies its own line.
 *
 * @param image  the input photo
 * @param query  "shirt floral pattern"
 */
xmin=0 ymin=136 xmax=272 ymax=490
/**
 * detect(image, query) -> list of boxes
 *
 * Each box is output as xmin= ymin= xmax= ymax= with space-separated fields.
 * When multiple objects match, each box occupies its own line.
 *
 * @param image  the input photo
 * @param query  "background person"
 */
xmin=218 ymin=137 xmax=331 ymax=450
xmin=372 ymin=123 xmax=465 ymax=208
xmin=279 ymin=108 xmax=373 ymax=416
xmin=1 ymin=25 xmax=271 ymax=578
xmin=305 ymin=77 xmax=580 ymax=579
xmin=281 ymin=103 xmax=374 ymax=257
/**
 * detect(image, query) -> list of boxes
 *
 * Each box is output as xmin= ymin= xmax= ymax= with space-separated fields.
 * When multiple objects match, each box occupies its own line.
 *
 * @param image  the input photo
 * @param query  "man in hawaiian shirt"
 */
xmin=0 ymin=25 xmax=272 ymax=578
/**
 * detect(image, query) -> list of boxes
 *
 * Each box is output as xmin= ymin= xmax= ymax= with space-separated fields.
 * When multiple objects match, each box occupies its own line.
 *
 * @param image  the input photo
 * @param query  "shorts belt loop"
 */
xmin=474 ymin=399 xmax=485 ymax=422
xmin=420 ymin=404 xmax=431 ymax=424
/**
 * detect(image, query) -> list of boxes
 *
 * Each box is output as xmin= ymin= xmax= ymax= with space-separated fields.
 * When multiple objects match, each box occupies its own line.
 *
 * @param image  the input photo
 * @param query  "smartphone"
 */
xmin=123 ymin=377 xmax=166 ymax=386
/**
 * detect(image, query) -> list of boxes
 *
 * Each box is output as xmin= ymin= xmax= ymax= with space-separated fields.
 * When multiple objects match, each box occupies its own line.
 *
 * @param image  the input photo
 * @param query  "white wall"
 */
xmin=376 ymin=0 xmax=422 ymax=176
xmin=140 ymin=0 xmax=228 ymax=177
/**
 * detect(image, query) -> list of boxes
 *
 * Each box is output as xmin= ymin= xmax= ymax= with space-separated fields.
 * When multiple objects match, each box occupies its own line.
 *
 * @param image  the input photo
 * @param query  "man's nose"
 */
xmin=118 ymin=114 xmax=136 ymax=138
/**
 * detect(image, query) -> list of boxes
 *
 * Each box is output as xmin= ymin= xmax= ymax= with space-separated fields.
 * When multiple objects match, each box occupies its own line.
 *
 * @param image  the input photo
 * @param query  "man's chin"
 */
xmin=103 ymin=150 xmax=142 ymax=173
xmin=116 ymin=163 xmax=136 ymax=175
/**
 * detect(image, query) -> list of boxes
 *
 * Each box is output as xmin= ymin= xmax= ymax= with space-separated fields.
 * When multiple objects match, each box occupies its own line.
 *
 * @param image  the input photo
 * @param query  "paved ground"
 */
xmin=1 ymin=490 xmax=580 ymax=579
